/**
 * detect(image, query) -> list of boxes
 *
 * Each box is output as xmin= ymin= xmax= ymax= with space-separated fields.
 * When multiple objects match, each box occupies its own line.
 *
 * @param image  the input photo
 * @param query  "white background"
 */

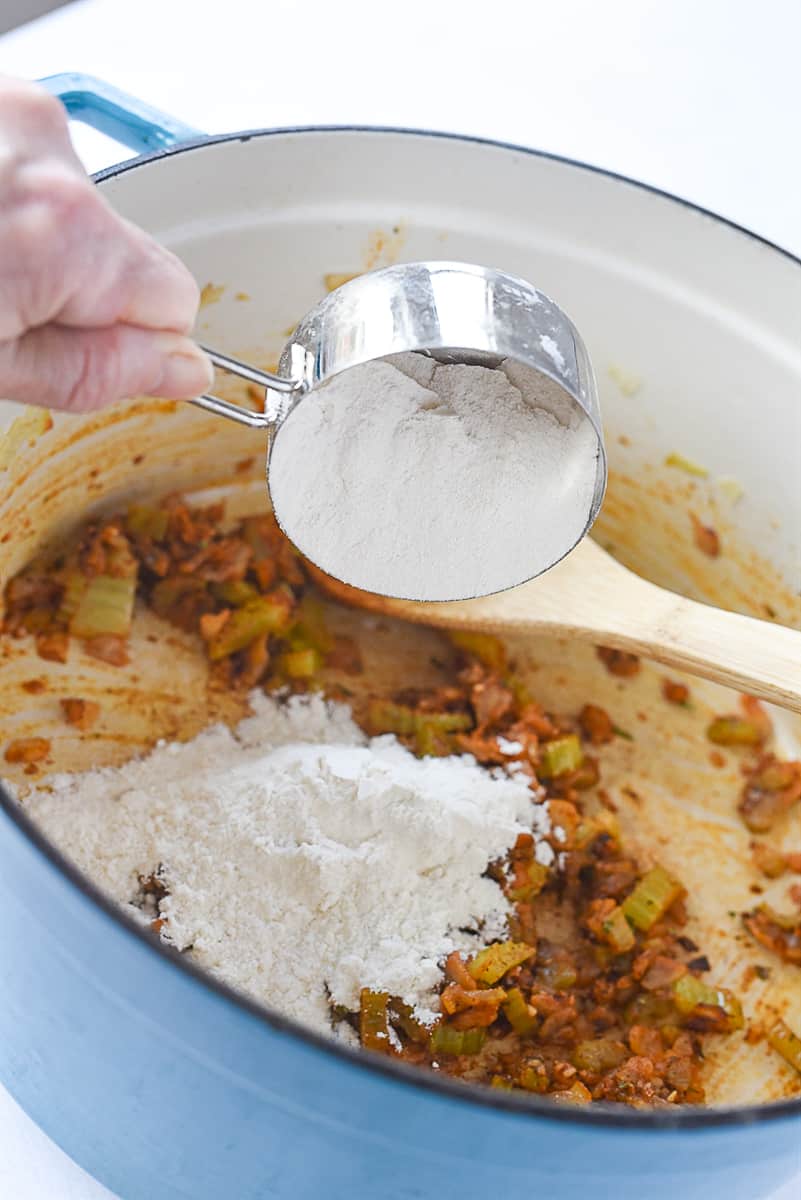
xmin=0 ymin=1 xmax=799 ymax=1196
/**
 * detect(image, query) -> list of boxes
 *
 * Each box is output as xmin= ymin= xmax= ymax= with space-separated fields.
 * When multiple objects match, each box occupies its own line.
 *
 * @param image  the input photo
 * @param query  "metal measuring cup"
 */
xmin=193 ymin=261 xmax=607 ymax=598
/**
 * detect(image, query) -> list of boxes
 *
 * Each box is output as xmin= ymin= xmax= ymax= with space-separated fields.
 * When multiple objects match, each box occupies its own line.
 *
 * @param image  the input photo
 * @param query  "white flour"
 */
xmin=269 ymin=352 xmax=598 ymax=601
xmin=21 ymin=692 xmax=552 ymax=1034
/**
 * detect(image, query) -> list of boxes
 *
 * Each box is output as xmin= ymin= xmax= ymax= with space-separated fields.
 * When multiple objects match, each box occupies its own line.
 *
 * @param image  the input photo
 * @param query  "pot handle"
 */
xmin=39 ymin=73 xmax=202 ymax=154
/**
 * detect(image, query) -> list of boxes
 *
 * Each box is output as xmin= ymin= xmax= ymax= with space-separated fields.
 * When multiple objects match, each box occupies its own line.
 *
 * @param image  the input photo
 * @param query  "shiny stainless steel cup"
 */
xmin=195 ymin=261 xmax=607 ymax=596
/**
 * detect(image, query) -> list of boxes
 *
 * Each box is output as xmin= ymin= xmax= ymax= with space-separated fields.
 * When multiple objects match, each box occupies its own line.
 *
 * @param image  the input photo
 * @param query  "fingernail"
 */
xmin=156 ymin=343 xmax=214 ymax=398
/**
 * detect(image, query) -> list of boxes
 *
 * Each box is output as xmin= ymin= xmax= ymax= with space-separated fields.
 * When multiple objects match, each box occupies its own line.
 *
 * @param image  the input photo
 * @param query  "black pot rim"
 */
xmin=2 ymin=123 xmax=799 ymax=1134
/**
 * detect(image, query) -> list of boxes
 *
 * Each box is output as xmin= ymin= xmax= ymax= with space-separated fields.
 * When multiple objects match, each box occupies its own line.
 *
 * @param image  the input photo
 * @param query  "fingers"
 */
xmin=0 ymin=76 xmax=202 ymax=340
xmin=3 ymin=158 xmax=202 ymax=337
xmin=0 ymin=324 xmax=214 ymax=413
xmin=63 ymin=207 xmax=203 ymax=334
xmin=0 ymin=78 xmax=208 ymax=415
xmin=0 ymin=75 xmax=82 ymax=169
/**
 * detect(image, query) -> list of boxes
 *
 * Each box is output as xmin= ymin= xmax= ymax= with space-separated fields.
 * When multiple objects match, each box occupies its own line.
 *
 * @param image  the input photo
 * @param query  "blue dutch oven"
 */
xmin=0 ymin=73 xmax=799 ymax=1200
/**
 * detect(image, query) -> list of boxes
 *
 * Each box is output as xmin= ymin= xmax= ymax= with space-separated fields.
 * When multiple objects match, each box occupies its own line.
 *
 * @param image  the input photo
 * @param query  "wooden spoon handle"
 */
xmin=307 ymin=548 xmax=801 ymax=712
xmin=490 ymin=545 xmax=801 ymax=712
xmin=600 ymin=588 xmax=801 ymax=712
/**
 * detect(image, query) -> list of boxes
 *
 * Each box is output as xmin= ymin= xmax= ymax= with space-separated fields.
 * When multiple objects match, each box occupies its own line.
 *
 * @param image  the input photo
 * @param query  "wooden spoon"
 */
xmin=308 ymin=538 xmax=801 ymax=712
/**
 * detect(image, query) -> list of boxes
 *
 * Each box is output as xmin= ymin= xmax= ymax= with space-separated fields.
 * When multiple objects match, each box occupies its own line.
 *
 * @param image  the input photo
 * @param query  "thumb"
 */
xmin=0 ymin=324 xmax=214 ymax=413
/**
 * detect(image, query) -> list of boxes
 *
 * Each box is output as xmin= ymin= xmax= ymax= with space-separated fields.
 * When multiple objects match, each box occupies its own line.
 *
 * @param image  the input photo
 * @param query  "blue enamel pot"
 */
xmin=0 ymin=74 xmax=799 ymax=1200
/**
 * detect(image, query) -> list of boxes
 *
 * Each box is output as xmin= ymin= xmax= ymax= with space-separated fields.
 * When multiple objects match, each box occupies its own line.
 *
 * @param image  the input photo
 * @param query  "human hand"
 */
xmin=0 ymin=76 xmax=213 ymax=412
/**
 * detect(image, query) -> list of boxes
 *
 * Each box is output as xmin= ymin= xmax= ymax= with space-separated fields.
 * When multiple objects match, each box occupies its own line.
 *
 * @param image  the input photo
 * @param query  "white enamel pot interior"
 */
xmin=111 ymin=130 xmax=800 ymax=614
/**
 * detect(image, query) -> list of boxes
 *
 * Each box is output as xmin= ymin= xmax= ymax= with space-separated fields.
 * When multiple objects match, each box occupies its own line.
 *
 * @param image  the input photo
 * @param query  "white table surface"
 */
xmin=0 ymin=1 xmax=799 ymax=1196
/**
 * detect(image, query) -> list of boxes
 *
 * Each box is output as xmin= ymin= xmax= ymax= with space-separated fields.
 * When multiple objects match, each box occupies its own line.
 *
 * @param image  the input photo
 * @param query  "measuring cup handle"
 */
xmin=192 ymin=348 xmax=303 ymax=429
xmin=189 ymin=394 xmax=272 ymax=429
xmin=39 ymin=73 xmax=202 ymax=155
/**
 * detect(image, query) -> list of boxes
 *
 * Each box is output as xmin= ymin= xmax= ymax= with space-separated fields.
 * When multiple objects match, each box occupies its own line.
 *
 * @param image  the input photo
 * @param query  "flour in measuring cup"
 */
xmin=268 ymin=353 xmax=598 ymax=601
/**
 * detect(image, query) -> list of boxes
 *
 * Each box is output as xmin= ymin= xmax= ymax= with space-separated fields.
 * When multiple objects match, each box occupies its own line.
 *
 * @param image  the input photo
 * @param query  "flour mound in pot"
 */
xmin=23 ymin=691 xmax=551 ymax=1033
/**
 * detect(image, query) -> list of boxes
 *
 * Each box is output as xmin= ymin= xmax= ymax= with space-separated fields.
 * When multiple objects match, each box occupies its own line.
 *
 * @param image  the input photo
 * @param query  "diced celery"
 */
xmin=429 ymin=1024 xmax=486 ymax=1056
xmin=553 ymin=1081 xmax=592 ymax=1105
xmin=278 ymin=647 xmax=323 ymax=679
xmin=448 ymin=630 xmax=507 ymax=672
xmin=57 ymin=568 xmax=88 ymax=627
xmin=518 ymin=1061 xmax=548 ymax=1092
xmin=414 ymin=712 xmax=472 ymax=757
xmin=539 ymin=735 xmax=584 ymax=779
xmin=622 ymin=866 xmax=684 ymax=932
xmin=539 ymin=960 xmax=578 ymax=991
xmin=507 ymin=860 xmax=549 ymax=902
xmin=576 ymin=811 xmax=620 ymax=849
xmin=125 ymin=504 xmax=168 ymax=541
xmin=572 ymin=1039 xmax=627 ymax=1073
xmin=416 ymin=719 xmax=453 ymax=754
xmin=366 ymin=700 xmax=472 ymax=754
xmin=414 ymin=724 xmax=445 ymax=757
xmin=672 ymin=974 xmax=744 ymax=1029
xmin=389 ymin=999 xmax=429 ymax=1045
xmin=208 ymin=593 xmax=293 ymax=659
xmin=719 ymin=990 xmax=745 ymax=1031
xmin=468 ymin=941 xmax=535 ymax=985
xmin=367 ymin=699 xmax=418 ymax=737
xmin=70 ymin=574 xmax=136 ymax=638
xmin=767 ymin=1019 xmax=801 ymax=1075
xmin=502 ymin=987 xmax=538 ymax=1036
xmin=601 ymin=905 xmax=636 ymax=954
xmin=417 ymin=712 xmax=473 ymax=734
xmin=359 ymin=989 xmax=391 ymax=1053
xmin=212 ymin=580 xmax=259 ymax=607
xmin=290 ymin=594 xmax=333 ymax=655
xmin=706 ymin=716 xmax=764 ymax=746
